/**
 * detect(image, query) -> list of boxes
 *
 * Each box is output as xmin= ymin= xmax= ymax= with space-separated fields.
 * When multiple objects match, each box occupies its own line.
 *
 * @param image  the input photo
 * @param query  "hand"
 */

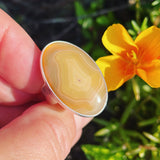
xmin=0 ymin=9 xmax=91 ymax=160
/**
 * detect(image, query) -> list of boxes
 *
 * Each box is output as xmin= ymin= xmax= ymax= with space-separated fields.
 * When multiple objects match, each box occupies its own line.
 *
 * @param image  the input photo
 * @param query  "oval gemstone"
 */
xmin=41 ymin=41 xmax=107 ymax=116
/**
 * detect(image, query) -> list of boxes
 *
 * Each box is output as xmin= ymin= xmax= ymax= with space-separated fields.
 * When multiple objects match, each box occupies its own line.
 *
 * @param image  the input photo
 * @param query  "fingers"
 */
xmin=0 ymin=9 xmax=43 ymax=94
xmin=0 ymin=77 xmax=33 ymax=105
xmin=0 ymin=105 xmax=29 ymax=127
xmin=0 ymin=102 xmax=91 ymax=160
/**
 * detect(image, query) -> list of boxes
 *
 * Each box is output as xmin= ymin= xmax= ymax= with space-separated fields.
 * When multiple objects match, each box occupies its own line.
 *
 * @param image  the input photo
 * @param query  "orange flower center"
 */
xmin=127 ymin=50 xmax=138 ymax=65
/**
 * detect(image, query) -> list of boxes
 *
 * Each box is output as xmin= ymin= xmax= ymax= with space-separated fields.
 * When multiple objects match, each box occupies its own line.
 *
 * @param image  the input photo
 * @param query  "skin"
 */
xmin=0 ymin=9 xmax=91 ymax=160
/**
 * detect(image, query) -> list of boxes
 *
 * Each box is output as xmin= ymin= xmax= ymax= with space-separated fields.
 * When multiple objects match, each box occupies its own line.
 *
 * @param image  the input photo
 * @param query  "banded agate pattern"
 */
xmin=42 ymin=41 xmax=107 ymax=116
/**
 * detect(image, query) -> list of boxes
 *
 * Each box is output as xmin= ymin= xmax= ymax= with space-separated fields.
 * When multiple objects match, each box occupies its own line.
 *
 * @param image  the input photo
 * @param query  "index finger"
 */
xmin=0 ymin=9 xmax=43 ymax=94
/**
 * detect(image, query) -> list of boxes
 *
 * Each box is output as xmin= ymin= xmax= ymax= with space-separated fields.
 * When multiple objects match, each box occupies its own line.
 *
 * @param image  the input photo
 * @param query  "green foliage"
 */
xmin=74 ymin=0 xmax=116 ymax=60
xmin=150 ymin=1 xmax=160 ymax=27
xmin=128 ymin=17 xmax=149 ymax=39
xmin=82 ymin=77 xmax=160 ymax=160
xmin=74 ymin=1 xmax=93 ymax=29
xmin=96 ymin=13 xmax=115 ymax=26
xmin=74 ymin=0 xmax=160 ymax=159
xmin=82 ymin=145 xmax=126 ymax=160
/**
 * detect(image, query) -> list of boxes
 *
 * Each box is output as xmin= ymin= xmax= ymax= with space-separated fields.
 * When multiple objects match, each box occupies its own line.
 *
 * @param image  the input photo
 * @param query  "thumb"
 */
xmin=0 ymin=102 xmax=91 ymax=160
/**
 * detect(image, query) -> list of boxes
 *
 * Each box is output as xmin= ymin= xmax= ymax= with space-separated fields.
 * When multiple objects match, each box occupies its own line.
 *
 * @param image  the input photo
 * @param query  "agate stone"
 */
xmin=41 ymin=41 xmax=108 ymax=117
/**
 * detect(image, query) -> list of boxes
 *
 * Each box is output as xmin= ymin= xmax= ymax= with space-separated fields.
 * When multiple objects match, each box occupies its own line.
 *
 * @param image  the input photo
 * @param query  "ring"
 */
xmin=40 ymin=41 xmax=108 ymax=117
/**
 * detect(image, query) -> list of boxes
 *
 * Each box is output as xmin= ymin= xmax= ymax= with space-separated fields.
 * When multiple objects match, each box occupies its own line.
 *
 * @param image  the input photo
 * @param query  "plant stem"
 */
xmin=132 ymin=78 xmax=140 ymax=101
xmin=136 ymin=0 xmax=141 ymax=25
xmin=138 ymin=117 xmax=158 ymax=127
xmin=120 ymin=99 xmax=137 ymax=125
xmin=150 ymin=96 xmax=160 ymax=107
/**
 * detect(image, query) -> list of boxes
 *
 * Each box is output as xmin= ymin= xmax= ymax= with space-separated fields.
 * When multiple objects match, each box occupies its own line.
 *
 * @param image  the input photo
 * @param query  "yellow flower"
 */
xmin=96 ymin=24 xmax=160 ymax=91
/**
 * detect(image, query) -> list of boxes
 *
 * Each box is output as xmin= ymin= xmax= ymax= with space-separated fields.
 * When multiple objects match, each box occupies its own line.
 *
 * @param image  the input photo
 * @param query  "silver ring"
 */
xmin=40 ymin=41 xmax=108 ymax=117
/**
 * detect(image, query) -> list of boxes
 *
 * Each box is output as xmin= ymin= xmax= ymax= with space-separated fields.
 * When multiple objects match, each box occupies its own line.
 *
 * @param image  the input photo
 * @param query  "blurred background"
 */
xmin=1 ymin=0 xmax=160 ymax=160
xmin=0 ymin=0 xmax=132 ymax=53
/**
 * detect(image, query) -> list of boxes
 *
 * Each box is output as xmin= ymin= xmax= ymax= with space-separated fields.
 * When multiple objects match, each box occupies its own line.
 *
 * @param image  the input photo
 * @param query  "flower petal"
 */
xmin=96 ymin=55 xmax=135 ymax=91
xmin=102 ymin=24 xmax=137 ymax=56
xmin=135 ymin=26 xmax=160 ymax=63
xmin=137 ymin=60 xmax=160 ymax=88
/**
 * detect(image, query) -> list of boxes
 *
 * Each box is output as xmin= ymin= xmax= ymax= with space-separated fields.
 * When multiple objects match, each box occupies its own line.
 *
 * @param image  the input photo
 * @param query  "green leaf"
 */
xmin=143 ymin=132 xmax=160 ymax=143
xmin=95 ymin=123 xmax=118 ymax=137
xmin=96 ymin=12 xmax=115 ymax=26
xmin=95 ymin=128 xmax=110 ymax=136
xmin=74 ymin=1 xmax=86 ymax=25
xmin=74 ymin=1 xmax=93 ymax=29
xmin=126 ymin=147 xmax=142 ymax=157
xmin=142 ymin=84 xmax=152 ymax=93
xmin=74 ymin=1 xmax=86 ymax=17
xmin=124 ymin=130 xmax=148 ymax=144
xmin=138 ymin=117 xmax=157 ymax=127
xmin=132 ymin=78 xmax=140 ymax=101
xmin=82 ymin=18 xmax=93 ymax=29
xmin=131 ymin=20 xmax=141 ymax=33
xmin=96 ymin=15 xmax=109 ymax=26
xmin=141 ymin=17 xmax=148 ymax=31
xmin=128 ymin=29 xmax=136 ymax=36
xmin=93 ymin=118 xmax=110 ymax=126
xmin=90 ymin=1 xmax=98 ymax=10
xmin=90 ymin=0 xmax=104 ymax=10
xmin=152 ymin=0 xmax=160 ymax=6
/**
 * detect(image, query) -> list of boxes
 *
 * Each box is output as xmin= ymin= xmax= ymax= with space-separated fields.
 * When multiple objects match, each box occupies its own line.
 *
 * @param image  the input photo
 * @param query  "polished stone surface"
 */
xmin=41 ymin=41 xmax=107 ymax=116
